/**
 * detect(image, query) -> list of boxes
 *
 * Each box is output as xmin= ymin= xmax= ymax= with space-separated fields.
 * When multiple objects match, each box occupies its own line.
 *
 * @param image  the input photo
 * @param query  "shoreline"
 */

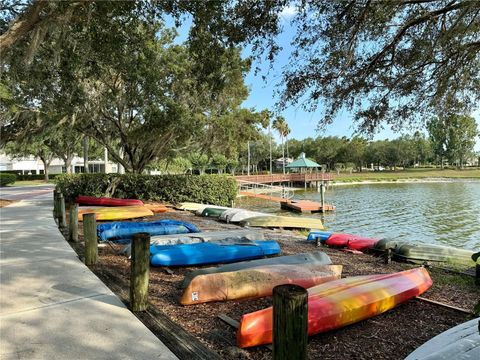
xmin=331 ymin=177 xmax=480 ymax=186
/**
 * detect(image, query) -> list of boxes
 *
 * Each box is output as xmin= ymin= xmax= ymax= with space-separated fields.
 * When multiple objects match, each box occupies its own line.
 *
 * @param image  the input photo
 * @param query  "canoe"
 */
xmin=75 ymin=195 xmax=144 ymax=207
xmin=405 ymin=317 xmax=479 ymax=360
xmin=97 ymin=219 xmax=199 ymax=241
xmin=373 ymin=238 xmax=404 ymax=252
xmin=240 ymin=216 xmax=324 ymax=230
xmin=181 ymin=264 xmax=343 ymax=305
xmin=150 ymin=240 xmax=281 ymax=267
xmin=200 ymin=207 xmax=229 ymax=218
xmin=307 ymin=231 xmax=333 ymax=242
xmin=219 ymin=209 xmax=274 ymax=223
xmin=237 ymin=267 xmax=432 ymax=348
xmin=394 ymin=243 xmax=476 ymax=265
xmin=78 ymin=206 xmax=153 ymax=221
xmin=325 ymin=233 xmax=379 ymax=251
xmin=182 ymin=251 xmax=333 ymax=288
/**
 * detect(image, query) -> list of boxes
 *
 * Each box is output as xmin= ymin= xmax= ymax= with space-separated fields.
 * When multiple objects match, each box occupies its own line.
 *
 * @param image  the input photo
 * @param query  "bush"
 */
xmin=0 ymin=173 xmax=16 ymax=186
xmin=0 ymin=172 xmax=60 ymax=181
xmin=55 ymin=173 xmax=238 ymax=206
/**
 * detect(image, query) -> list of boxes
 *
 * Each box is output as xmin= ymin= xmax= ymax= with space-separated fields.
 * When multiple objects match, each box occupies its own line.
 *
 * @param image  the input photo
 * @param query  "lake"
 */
xmin=235 ymin=181 xmax=480 ymax=250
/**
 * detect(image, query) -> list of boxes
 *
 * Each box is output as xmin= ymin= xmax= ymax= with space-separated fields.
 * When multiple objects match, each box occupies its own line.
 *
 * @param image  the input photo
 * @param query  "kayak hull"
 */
xmin=394 ymin=243 xmax=475 ymax=265
xmin=78 ymin=206 xmax=153 ymax=221
xmin=76 ymin=195 xmax=144 ymax=207
xmin=97 ymin=220 xmax=199 ymax=241
xmin=237 ymin=267 xmax=432 ymax=348
xmin=220 ymin=209 xmax=273 ymax=223
xmin=240 ymin=216 xmax=324 ymax=230
xmin=325 ymin=233 xmax=379 ymax=251
xmin=181 ymin=264 xmax=342 ymax=305
xmin=182 ymin=251 xmax=332 ymax=288
xmin=150 ymin=240 xmax=281 ymax=267
xmin=307 ymin=231 xmax=333 ymax=242
xmin=200 ymin=207 xmax=229 ymax=218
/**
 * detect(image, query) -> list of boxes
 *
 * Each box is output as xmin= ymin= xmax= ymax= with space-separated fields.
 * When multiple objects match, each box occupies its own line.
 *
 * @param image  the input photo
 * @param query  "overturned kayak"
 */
xmin=150 ymin=240 xmax=281 ymax=267
xmin=143 ymin=204 xmax=168 ymax=213
xmin=237 ymin=267 xmax=432 ymax=348
xmin=324 ymin=233 xmax=379 ymax=251
xmin=405 ymin=317 xmax=479 ymax=360
xmin=97 ymin=219 xmax=199 ymax=241
xmin=200 ymin=207 xmax=229 ymax=218
xmin=181 ymin=264 xmax=342 ymax=305
xmin=194 ymin=205 xmax=229 ymax=216
xmin=150 ymin=229 xmax=264 ymax=245
xmin=76 ymin=195 xmax=144 ymax=207
xmin=219 ymin=209 xmax=274 ymax=223
xmin=78 ymin=206 xmax=153 ymax=221
xmin=182 ymin=251 xmax=332 ymax=288
xmin=394 ymin=243 xmax=476 ymax=265
xmin=307 ymin=231 xmax=333 ymax=242
xmin=240 ymin=215 xmax=324 ymax=230
xmin=175 ymin=202 xmax=207 ymax=211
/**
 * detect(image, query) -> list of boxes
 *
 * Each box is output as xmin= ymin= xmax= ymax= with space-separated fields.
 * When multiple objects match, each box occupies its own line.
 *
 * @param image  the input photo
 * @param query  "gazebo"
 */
xmin=285 ymin=152 xmax=321 ymax=173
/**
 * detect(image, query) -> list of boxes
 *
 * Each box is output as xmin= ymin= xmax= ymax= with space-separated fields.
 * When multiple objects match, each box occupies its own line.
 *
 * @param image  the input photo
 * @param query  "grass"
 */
xmin=10 ymin=180 xmax=54 ymax=186
xmin=333 ymin=168 xmax=480 ymax=182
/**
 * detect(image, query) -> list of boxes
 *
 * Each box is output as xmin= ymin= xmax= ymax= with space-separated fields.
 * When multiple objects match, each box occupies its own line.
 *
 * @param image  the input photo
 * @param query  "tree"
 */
xmin=340 ymin=137 xmax=367 ymax=171
xmin=272 ymin=116 xmax=290 ymax=174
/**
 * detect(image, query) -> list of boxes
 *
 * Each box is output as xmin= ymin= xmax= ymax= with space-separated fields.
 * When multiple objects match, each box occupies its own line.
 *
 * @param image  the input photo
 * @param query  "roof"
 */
xmin=286 ymin=155 xmax=321 ymax=168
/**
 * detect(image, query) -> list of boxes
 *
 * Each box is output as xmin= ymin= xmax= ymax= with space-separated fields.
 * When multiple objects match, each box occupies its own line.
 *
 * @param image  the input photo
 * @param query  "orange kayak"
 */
xmin=181 ymin=264 xmax=342 ymax=305
xmin=144 ymin=204 xmax=168 ymax=213
xmin=78 ymin=206 xmax=154 ymax=221
xmin=237 ymin=267 xmax=432 ymax=348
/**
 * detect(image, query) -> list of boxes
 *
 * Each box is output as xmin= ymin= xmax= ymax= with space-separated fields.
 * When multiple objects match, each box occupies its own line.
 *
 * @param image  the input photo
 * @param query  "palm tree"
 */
xmin=272 ymin=116 xmax=290 ymax=174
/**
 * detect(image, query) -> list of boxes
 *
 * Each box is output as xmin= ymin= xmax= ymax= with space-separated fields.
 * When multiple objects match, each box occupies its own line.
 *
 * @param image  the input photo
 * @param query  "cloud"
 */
xmin=280 ymin=5 xmax=297 ymax=19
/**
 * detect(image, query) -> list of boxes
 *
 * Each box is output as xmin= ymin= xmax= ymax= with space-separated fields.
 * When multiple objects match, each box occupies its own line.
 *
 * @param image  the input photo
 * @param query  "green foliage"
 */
xmin=55 ymin=174 xmax=238 ymax=207
xmin=0 ymin=173 xmax=16 ymax=186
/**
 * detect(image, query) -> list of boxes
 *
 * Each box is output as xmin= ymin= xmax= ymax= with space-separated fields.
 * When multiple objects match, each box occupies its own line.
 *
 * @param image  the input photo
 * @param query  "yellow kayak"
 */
xmin=240 ymin=215 xmax=324 ymax=230
xmin=78 ymin=206 xmax=154 ymax=221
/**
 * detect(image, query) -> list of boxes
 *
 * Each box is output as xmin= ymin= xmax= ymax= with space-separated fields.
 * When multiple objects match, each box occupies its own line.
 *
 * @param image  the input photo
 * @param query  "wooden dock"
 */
xmin=236 ymin=173 xmax=334 ymax=184
xmin=239 ymin=191 xmax=335 ymax=213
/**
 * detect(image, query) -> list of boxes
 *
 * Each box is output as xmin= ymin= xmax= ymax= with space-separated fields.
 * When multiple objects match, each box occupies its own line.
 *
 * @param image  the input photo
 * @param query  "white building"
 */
xmin=0 ymin=152 xmax=117 ymax=175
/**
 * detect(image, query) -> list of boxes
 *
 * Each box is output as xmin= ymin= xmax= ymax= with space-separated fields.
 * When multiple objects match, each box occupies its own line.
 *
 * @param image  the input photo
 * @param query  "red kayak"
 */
xmin=75 ymin=195 xmax=144 ymax=207
xmin=325 ymin=233 xmax=378 ymax=251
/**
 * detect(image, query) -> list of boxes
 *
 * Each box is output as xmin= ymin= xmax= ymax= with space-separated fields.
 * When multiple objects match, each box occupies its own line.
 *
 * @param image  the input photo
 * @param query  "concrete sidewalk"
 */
xmin=0 ymin=192 xmax=178 ymax=359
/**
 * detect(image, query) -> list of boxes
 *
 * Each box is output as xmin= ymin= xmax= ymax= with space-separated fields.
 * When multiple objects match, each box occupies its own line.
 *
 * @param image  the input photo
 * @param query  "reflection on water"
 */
xmin=235 ymin=182 xmax=480 ymax=250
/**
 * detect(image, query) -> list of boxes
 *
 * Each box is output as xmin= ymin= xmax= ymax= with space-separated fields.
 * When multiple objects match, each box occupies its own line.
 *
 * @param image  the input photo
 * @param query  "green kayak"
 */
xmin=201 ymin=207 xmax=228 ymax=218
xmin=394 ymin=243 xmax=476 ymax=265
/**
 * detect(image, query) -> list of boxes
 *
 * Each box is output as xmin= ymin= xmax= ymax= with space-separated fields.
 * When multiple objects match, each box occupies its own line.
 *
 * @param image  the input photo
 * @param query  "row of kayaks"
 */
xmin=308 ymin=231 xmax=479 ymax=266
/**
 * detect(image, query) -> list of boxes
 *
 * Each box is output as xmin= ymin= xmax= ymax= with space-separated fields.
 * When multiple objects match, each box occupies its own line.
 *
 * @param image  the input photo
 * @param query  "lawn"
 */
xmin=333 ymin=168 xmax=480 ymax=182
xmin=10 ymin=180 xmax=54 ymax=186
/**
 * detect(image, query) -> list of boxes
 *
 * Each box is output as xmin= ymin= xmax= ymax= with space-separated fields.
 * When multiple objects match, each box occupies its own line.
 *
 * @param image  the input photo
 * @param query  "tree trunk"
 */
xmin=282 ymin=136 xmax=285 ymax=175
xmin=64 ymin=155 xmax=74 ymax=174
xmin=83 ymin=136 xmax=89 ymax=173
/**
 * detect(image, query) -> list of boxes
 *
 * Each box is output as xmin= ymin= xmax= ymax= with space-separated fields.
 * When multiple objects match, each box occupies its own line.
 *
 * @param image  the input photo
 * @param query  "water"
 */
xmin=236 ymin=181 xmax=480 ymax=250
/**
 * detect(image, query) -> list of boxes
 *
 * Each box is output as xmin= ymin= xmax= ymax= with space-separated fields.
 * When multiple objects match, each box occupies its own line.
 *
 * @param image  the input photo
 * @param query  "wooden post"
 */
xmin=320 ymin=182 xmax=325 ymax=213
xmin=58 ymin=193 xmax=67 ymax=229
xmin=273 ymin=284 xmax=308 ymax=360
xmin=130 ymin=232 xmax=150 ymax=312
xmin=53 ymin=190 xmax=59 ymax=218
xmin=68 ymin=203 xmax=79 ymax=242
xmin=83 ymin=213 xmax=98 ymax=265
xmin=384 ymin=248 xmax=392 ymax=264
xmin=315 ymin=237 xmax=321 ymax=247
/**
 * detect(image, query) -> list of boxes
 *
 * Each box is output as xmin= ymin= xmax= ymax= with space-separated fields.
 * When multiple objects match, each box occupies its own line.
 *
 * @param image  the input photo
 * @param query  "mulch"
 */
xmin=0 ymin=199 xmax=15 ymax=207
xmin=70 ymin=208 xmax=479 ymax=360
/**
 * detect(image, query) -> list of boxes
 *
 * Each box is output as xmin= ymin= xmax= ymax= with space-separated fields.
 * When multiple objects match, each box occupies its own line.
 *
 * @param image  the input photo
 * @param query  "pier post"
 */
xmin=83 ymin=213 xmax=98 ymax=265
xmin=130 ymin=232 xmax=150 ymax=312
xmin=68 ymin=203 xmax=79 ymax=242
xmin=384 ymin=248 xmax=392 ymax=264
xmin=273 ymin=284 xmax=308 ymax=360
xmin=58 ymin=193 xmax=67 ymax=229
xmin=320 ymin=182 xmax=325 ymax=213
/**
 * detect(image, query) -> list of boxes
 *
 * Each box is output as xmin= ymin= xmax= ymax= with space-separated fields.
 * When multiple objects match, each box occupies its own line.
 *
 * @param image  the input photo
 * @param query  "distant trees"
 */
xmin=272 ymin=116 xmax=290 ymax=174
xmin=428 ymin=114 xmax=479 ymax=168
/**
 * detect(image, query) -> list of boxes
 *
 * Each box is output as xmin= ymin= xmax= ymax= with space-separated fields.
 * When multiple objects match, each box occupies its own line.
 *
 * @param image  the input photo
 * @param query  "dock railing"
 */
xmin=235 ymin=173 xmax=334 ymax=184
xmin=238 ymin=180 xmax=295 ymax=200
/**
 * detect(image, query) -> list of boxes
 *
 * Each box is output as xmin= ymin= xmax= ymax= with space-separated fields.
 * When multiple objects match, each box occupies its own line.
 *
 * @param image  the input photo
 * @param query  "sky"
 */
xmin=168 ymin=10 xmax=480 ymax=151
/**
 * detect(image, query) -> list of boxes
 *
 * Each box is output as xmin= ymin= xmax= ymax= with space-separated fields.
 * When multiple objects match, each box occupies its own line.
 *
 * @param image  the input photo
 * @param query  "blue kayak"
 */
xmin=97 ymin=220 xmax=199 ymax=242
xmin=307 ymin=231 xmax=332 ymax=243
xmin=150 ymin=240 xmax=281 ymax=266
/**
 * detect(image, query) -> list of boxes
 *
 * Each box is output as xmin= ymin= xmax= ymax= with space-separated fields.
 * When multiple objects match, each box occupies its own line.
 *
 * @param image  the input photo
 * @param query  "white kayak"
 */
xmin=219 ymin=209 xmax=274 ymax=223
xmin=405 ymin=317 xmax=479 ymax=360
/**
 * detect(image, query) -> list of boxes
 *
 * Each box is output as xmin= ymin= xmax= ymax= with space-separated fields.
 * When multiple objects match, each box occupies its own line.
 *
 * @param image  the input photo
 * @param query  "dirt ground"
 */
xmin=70 ymin=209 xmax=479 ymax=360
xmin=0 ymin=199 xmax=15 ymax=207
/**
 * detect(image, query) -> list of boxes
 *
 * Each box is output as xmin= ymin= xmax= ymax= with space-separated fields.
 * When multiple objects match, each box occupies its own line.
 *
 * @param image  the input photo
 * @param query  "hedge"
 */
xmin=55 ymin=173 xmax=238 ymax=206
xmin=0 ymin=173 xmax=16 ymax=186
xmin=0 ymin=171 xmax=60 ymax=181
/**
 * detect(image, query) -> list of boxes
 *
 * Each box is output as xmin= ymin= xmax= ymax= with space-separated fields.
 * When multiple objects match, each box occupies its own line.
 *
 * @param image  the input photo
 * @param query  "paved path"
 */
xmin=0 ymin=189 xmax=178 ymax=360
xmin=0 ymin=184 xmax=55 ymax=201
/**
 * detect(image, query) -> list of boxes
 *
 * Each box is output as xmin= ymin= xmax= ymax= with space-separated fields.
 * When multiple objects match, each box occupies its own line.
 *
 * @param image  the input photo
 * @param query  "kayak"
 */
xmin=75 ymin=195 xmax=144 ymax=207
xmin=325 ymin=233 xmax=379 ymax=251
xmin=405 ymin=317 xmax=479 ymax=360
xmin=182 ymin=251 xmax=333 ymax=288
xmin=200 ymin=207 xmax=229 ymax=218
xmin=237 ymin=267 xmax=432 ymax=348
xmin=181 ymin=264 xmax=342 ymax=305
xmin=144 ymin=204 xmax=168 ymax=213
xmin=78 ymin=206 xmax=153 ymax=221
xmin=240 ymin=216 xmax=324 ymax=230
xmin=394 ymin=243 xmax=476 ymax=265
xmin=150 ymin=240 xmax=281 ymax=267
xmin=219 ymin=209 xmax=274 ymax=223
xmin=97 ymin=219 xmax=199 ymax=241
xmin=307 ymin=231 xmax=333 ymax=242
xmin=175 ymin=202 xmax=207 ymax=211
